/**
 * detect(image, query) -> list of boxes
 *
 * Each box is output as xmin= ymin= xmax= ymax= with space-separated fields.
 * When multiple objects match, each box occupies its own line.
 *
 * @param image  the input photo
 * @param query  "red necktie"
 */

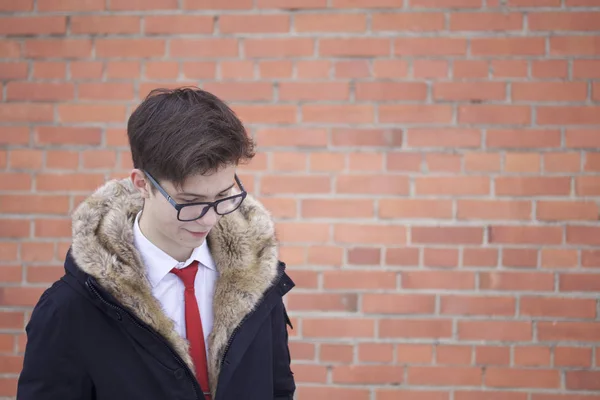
xmin=170 ymin=261 xmax=211 ymax=399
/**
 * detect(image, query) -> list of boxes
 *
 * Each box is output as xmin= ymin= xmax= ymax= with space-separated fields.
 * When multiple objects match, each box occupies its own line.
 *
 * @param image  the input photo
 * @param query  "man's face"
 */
xmin=132 ymin=164 xmax=238 ymax=259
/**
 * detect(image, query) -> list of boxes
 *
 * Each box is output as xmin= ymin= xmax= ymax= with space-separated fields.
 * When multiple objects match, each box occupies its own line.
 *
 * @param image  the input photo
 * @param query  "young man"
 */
xmin=17 ymin=87 xmax=296 ymax=400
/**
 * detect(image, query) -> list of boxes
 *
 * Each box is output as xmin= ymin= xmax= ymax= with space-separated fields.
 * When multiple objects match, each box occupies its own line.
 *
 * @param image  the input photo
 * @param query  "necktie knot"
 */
xmin=170 ymin=261 xmax=199 ymax=291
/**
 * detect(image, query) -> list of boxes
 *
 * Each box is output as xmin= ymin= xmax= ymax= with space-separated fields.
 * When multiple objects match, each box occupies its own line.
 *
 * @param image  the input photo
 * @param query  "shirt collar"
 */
xmin=133 ymin=211 xmax=216 ymax=288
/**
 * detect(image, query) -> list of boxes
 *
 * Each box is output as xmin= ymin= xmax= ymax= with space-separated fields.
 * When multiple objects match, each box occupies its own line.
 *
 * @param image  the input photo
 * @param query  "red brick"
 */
xmin=459 ymin=321 xmax=532 ymax=341
xmin=356 ymin=82 xmax=427 ymax=101
xmin=219 ymin=15 xmax=289 ymax=33
xmin=530 ymin=12 xmax=600 ymax=31
xmin=407 ymin=129 xmax=480 ymax=148
xmin=415 ymin=177 xmax=490 ymax=196
xmin=386 ymin=248 xmax=420 ymax=266
xmin=0 ymin=220 xmax=29 ymax=238
xmin=323 ymin=271 xmax=396 ymax=290
xmin=566 ymin=371 xmax=600 ymax=391
xmin=434 ymin=82 xmax=505 ymax=101
xmin=541 ymin=249 xmax=579 ymax=268
xmin=24 ymin=39 xmax=92 ymax=58
xmin=320 ymin=343 xmax=353 ymax=363
xmin=555 ymin=347 xmax=592 ymax=367
xmin=288 ymin=293 xmax=357 ymax=312
xmin=412 ymin=59 xmax=449 ymax=78
xmin=372 ymin=13 xmax=444 ymax=31
xmin=537 ymin=201 xmax=598 ymax=221
xmin=380 ymin=105 xmax=453 ymax=123
xmin=408 ymin=366 xmax=482 ymax=386
xmin=97 ymin=39 xmax=165 ymax=58
xmin=0 ymin=196 xmax=66 ymax=216
xmin=0 ymin=41 xmax=20 ymax=58
xmin=551 ymin=36 xmax=600 ymax=55
xmin=412 ymin=227 xmax=483 ymax=245
xmin=436 ymin=345 xmax=472 ymax=365
xmin=504 ymin=153 xmax=541 ymax=173
xmin=387 ymin=152 xmax=422 ymax=171
xmin=309 ymin=153 xmax=344 ymax=171
xmin=332 ymin=0 xmax=403 ymax=5
xmin=185 ymin=0 xmax=253 ymax=8
xmin=333 ymin=365 xmax=403 ymax=384
xmin=7 ymin=82 xmax=73 ymax=102
xmin=256 ymin=128 xmax=327 ymax=147
xmin=0 ymin=173 xmax=31 ymax=191
xmin=441 ymin=295 xmax=515 ymax=316
xmin=202 ymin=82 xmax=273 ymax=102
xmin=513 ymin=82 xmax=587 ymax=102
xmin=228 ymin=105 xmax=297 ymax=124
xmin=180 ymin=62 xmax=216 ymax=79
xmin=303 ymin=319 xmax=374 ymax=338
xmin=259 ymin=60 xmax=292 ymax=79
xmin=574 ymin=60 xmax=600 ymax=78
xmin=109 ymin=0 xmax=178 ymax=9
xmin=373 ymin=59 xmax=409 ymax=78
xmin=279 ymin=82 xmax=349 ymax=101
xmin=302 ymin=199 xmax=373 ymax=219
xmin=58 ymin=104 xmax=126 ymax=123
xmin=380 ymin=319 xmax=453 ymax=339
xmin=423 ymin=248 xmax=459 ymax=268
xmin=532 ymin=60 xmax=569 ymax=78
xmin=0 ymin=62 xmax=27 ymax=79
xmin=577 ymin=177 xmax=600 ymax=196
xmin=396 ymin=344 xmax=433 ymax=364
xmin=475 ymin=346 xmax=510 ymax=366
xmin=486 ymin=368 xmax=559 ymax=389
xmin=516 ymin=349 xmax=554 ymax=368
xmin=33 ymin=61 xmax=66 ymax=79
xmin=463 ymin=248 xmax=498 ymax=267
xmin=257 ymin=0 xmax=327 ymax=8
xmin=509 ymin=0 xmax=560 ymax=4
xmin=409 ymin=0 xmax=484 ymax=7
xmin=544 ymin=152 xmax=581 ymax=173
xmin=275 ymin=222 xmax=329 ymax=243
xmin=495 ymin=177 xmax=570 ymax=196
xmin=395 ymin=38 xmax=467 ymax=55
xmin=35 ymin=127 xmax=101 ymax=146
xmin=261 ymin=175 xmax=329 ymax=194
xmin=332 ymin=129 xmax=401 ymax=147
xmin=0 ymin=104 xmax=53 ymax=122
xmin=450 ymin=12 xmax=522 ymax=30
xmin=245 ymin=38 xmax=312 ymax=58
xmin=320 ymin=38 xmax=391 ymax=57
xmin=459 ymin=105 xmax=531 ymax=125
xmin=402 ymin=271 xmax=475 ymax=290
xmin=145 ymin=15 xmax=213 ymax=34
xmin=521 ymin=297 xmax=595 ymax=319
xmin=0 ymin=287 xmax=45 ymax=307
xmin=481 ymin=272 xmax=554 ymax=291
xmin=334 ymin=224 xmax=406 ymax=245
xmin=37 ymin=173 xmax=105 ymax=192
xmin=453 ymin=60 xmax=488 ymax=78
xmin=582 ymin=250 xmax=600 ymax=268
xmin=539 ymin=321 xmax=600 ymax=342
xmin=458 ymin=200 xmax=531 ymax=220
xmin=307 ymin=246 xmax=343 ymax=267
xmin=0 ymin=243 xmax=19 ymax=261
xmin=336 ymin=175 xmax=409 ymax=195
xmin=348 ymin=153 xmax=383 ymax=171
xmin=359 ymin=343 xmax=394 ymax=363
xmin=501 ymin=249 xmax=538 ymax=268
xmin=0 ymin=0 xmax=33 ymax=10
xmin=489 ymin=226 xmax=562 ymax=245
xmin=486 ymin=129 xmax=561 ymax=149
xmin=295 ymin=13 xmax=366 ymax=32
xmin=70 ymin=61 xmax=103 ymax=79
xmin=296 ymin=386 xmax=369 ymax=400
xmin=38 ymin=0 xmax=104 ymax=10
xmin=567 ymin=226 xmax=600 ymax=246
xmin=71 ymin=15 xmax=140 ymax=34
xmin=296 ymin=60 xmax=331 ymax=78
xmin=363 ymin=294 xmax=435 ymax=314
xmin=303 ymin=104 xmax=374 ymax=124
xmin=380 ymin=199 xmax=453 ymax=219
xmin=0 ymin=16 xmax=65 ymax=35
xmin=472 ymin=37 xmax=545 ymax=55
xmin=9 ymin=149 xmax=43 ymax=170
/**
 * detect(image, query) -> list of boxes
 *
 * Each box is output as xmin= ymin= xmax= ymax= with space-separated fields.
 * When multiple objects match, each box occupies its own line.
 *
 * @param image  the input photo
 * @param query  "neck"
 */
xmin=138 ymin=210 xmax=193 ymax=263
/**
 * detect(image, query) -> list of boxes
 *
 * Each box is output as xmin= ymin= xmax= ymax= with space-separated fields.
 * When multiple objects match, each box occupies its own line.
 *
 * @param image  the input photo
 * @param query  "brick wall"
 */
xmin=1 ymin=0 xmax=600 ymax=399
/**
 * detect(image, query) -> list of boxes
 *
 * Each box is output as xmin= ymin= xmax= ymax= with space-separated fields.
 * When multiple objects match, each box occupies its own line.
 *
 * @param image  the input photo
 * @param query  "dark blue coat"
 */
xmin=16 ymin=179 xmax=296 ymax=400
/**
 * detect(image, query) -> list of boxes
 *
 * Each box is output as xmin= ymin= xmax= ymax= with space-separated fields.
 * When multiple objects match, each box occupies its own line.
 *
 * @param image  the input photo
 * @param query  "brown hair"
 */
xmin=127 ymin=86 xmax=255 ymax=188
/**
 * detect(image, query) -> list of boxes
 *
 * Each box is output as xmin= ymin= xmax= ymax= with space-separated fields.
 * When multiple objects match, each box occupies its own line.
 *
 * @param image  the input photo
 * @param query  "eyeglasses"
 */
xmin=143 ymin=171 xmax=247 ymax=222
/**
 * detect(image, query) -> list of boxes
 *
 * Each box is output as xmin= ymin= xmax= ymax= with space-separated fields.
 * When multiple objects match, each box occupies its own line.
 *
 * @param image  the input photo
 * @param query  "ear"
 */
xmin=130 ymin=169 xmax=151 ymax=199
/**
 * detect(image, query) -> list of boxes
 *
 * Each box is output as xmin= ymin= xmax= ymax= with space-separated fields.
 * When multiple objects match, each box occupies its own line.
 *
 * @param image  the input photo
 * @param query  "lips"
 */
xmin=186 ymin=229 xmax=208 ymax=237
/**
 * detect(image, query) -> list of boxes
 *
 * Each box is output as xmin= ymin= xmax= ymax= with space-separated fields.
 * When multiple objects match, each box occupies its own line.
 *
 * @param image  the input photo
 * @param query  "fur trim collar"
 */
xmin=70 ymin=178 xmax=279 ymax=398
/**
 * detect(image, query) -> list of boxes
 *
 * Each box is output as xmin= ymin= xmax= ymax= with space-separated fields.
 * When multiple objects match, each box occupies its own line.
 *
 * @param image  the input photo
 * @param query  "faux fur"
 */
xmin=70 ymin=178 xmax=279 ymax=399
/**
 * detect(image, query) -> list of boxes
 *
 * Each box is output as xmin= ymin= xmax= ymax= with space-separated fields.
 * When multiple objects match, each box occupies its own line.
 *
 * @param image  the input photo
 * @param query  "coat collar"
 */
xmin=69 ymin=178 xmax=280 ymax=398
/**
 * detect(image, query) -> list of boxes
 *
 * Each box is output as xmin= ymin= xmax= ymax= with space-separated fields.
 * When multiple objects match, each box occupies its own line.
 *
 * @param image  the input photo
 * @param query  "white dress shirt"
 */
xmin=133 ymin=211 xmax=218 ymax=357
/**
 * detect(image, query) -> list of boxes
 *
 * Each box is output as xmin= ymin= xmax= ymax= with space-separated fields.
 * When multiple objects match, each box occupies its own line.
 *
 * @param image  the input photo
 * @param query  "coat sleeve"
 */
xmin=17 ymin=288 xmax=93 ymax=400
xmin=272 ymin=296 xmax=296 ymax=400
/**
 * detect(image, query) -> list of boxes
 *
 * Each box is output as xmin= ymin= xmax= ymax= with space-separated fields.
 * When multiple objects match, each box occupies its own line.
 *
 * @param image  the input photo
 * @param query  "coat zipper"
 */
xmin=86 ymin=279 xmax=201 ymax=400
xmin=219 ymin=269 xmax=285 ymax=369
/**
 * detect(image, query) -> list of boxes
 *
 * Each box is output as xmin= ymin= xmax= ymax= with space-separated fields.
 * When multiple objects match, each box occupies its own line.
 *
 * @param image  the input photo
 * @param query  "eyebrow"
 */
xmin=178 ymin=183 xmax=236 ymax=199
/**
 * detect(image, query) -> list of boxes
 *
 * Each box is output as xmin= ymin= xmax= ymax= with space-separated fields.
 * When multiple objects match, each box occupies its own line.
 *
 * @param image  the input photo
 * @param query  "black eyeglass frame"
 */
xmin=143 ymin=170 xmax=248 ymax=222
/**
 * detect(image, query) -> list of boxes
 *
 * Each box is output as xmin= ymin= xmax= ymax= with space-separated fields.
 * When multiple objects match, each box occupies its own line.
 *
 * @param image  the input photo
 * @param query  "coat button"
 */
xmin=174 ymin=369 xmax=185 ymax=380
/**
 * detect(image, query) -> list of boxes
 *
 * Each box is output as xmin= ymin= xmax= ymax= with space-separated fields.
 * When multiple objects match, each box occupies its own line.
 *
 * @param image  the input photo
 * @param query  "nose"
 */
xmin=198 ymin=206 xmax=218 ymax=228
